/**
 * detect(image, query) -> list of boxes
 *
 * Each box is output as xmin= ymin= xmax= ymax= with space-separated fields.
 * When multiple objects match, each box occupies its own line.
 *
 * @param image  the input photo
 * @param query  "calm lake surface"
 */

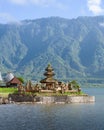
xmin=0 ymin=88 xmax=104 ymax=130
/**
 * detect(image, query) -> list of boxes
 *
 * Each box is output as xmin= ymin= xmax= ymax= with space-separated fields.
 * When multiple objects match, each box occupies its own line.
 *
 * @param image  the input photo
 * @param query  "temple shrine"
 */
xmin=8 ymin=64 xmax=95 ymax=104
xmin=40 ymin=64 xmax=58 ymax=90
xmin=23 ymin=64 xmax=81 ymax=94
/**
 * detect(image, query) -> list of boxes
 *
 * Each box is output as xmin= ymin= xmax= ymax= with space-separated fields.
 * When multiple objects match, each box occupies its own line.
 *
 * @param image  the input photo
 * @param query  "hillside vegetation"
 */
xmin=0 ymin=16 xmax=104 ymax=81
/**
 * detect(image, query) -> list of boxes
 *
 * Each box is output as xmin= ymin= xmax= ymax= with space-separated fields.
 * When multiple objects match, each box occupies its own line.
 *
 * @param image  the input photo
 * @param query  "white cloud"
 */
xmin=0 ymin=13 xmax=20 ymax=24
xmin=99 ymin=22 xmax=104 ymax=27
xmin=31 ymin=0 xmax=55 ymax=7
xmin=9 ymin=0 xmax=67 ymax=9
xmin=9 ymin=0 xmax=50 ymax=5
xmin=9 ymin=0 xmax=28 ymax=5
xmin=87 ymin=0 xmax=104 ymax=15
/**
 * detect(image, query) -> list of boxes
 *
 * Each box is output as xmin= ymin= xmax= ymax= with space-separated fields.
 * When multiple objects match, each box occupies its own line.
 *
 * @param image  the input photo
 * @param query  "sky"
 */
xmin=0 ymin=0 xmax=104 ymax=23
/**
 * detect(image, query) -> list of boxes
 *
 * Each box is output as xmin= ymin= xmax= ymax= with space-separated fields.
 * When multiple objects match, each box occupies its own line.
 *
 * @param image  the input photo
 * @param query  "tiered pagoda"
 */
xmin=40 ymin=64 xmax=58 ymax=90
xmin=16 ymin=64 xmax=83 ymax=96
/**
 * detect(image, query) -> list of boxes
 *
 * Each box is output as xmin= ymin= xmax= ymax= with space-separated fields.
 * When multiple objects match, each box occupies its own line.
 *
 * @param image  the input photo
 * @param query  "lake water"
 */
xmin=0 ymin=88 xmax=104 ymax=130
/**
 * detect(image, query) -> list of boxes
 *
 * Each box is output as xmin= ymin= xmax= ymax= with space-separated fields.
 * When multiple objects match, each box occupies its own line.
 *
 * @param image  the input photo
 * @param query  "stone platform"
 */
xmin=8 ymin=94 xmax=95 ymax=104
xmin=35 ymin=95 xmax=95 ymax=104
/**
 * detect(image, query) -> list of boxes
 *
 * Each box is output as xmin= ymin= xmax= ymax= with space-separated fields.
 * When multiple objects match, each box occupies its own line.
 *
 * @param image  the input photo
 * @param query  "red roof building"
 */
xmin=6 ymin=77 xmax=21 ymax=87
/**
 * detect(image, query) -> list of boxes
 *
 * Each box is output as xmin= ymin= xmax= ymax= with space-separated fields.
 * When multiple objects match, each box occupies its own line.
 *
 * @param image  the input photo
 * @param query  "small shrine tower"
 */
xmin=40 ymin=64 xmax=58 ymax=90
xmin=44 ymin=63 xmax=55 ymax=78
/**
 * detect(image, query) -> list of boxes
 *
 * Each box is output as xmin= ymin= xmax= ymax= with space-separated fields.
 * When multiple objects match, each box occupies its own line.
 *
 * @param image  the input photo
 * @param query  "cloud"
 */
xmin=9 ymin=0 xmax=67 ymax=9
xmin=9 ymin=0 xmax=28 ymax=5
xmin=99 ymin=22 xmax=104 ymax=27
xmin=87 ymin=0 xmax=104 ymax=15
xmin=8 ymin=0 xmax=49 ymax=5
xmin=31 ymin=0 xmax=55 ymax=7
xmin=0 ymin=13 xmax=20 ymax=24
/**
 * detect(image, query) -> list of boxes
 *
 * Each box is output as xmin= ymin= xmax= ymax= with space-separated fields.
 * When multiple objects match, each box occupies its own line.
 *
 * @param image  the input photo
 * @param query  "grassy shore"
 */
xmin=0 ymin=87 xmax=86 ymax=98
xmin=34 ymin=91 xmax=86 ymax=96
xmin=0 ymin=88 xmax=18 ymax=98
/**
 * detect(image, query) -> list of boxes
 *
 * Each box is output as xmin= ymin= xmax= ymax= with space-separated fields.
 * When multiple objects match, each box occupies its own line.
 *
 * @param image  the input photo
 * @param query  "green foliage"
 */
xmin=34 ymin=91 xmax=85 ymax=96
xmin=17 ymin=77 xmax=24 ymax=84
xmin=0 ymin=88 xmax=18 ymax=93
xmin=63 ymin=91 xmax=85 ymax=95
xmin=70 ymin=80 xmax=80 ymax=89
xmin=0 ymin=16 xmax=104 ymax=80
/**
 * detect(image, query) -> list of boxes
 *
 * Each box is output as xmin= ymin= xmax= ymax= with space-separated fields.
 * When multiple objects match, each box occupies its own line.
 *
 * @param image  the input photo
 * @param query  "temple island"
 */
xmin=0 ymin=64 xmax=95 ymax=104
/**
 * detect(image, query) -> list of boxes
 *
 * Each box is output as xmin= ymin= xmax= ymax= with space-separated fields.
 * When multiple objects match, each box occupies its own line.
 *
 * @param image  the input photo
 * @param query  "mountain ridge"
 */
xmin=0 ymin=16 xmax=104 ymax=80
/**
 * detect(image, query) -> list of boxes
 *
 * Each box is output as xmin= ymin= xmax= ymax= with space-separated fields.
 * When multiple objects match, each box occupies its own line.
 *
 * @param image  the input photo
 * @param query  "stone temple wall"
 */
xmin=1 ymin=94 xmax=95 ymax=104
xmin=35 ymin=95 xmax=95 ymax=104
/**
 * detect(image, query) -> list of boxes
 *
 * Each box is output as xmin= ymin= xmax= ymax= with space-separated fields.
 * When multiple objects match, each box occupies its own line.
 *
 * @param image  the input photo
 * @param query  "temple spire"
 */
xmin=44 ymin=64 xmax=55 ymax=78
xmin=40 ymin=64 xmax=58 ymax=90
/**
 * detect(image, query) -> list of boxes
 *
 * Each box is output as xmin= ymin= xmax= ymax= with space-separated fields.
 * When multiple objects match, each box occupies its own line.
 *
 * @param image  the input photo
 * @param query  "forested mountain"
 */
xmin=0 ymin=16 xmax=104 ymax=80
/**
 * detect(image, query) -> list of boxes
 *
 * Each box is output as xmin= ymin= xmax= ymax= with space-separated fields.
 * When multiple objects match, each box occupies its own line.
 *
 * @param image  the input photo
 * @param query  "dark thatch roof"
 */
xmin=40 ymin=78 xmax=58 ymax=83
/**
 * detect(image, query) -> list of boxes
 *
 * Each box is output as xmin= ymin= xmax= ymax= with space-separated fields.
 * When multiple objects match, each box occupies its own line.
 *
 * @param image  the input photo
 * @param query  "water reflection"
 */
xmin=0 ymin=88 xmax=104 ymax=130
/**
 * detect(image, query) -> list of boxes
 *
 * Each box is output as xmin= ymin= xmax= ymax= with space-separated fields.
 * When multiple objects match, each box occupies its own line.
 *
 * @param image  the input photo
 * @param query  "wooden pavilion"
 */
xmin=6 ymin=77 xmax=21 ymax=87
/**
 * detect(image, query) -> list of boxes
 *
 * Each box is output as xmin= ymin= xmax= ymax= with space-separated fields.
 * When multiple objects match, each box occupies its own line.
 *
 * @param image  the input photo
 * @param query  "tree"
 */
xmin=17 ymin=77 xmax=24 ymax=84
xmin=70 ymin=80 xmax=80 ymax=90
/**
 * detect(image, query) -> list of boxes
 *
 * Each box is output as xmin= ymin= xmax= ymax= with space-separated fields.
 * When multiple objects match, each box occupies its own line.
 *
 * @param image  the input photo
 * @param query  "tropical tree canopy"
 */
xmin=17 ymin=77 xmax=24 ymax=84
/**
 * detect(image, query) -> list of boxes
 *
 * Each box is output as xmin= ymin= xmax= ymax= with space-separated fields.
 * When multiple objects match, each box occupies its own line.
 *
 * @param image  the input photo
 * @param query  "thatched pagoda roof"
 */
xmin=45 ymin=65 xmax=54 ymax=71
xmin=40 ymin=64 xmax=58 ymax=84
xmin=40 ymin=78 xmax=58 ymax=83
